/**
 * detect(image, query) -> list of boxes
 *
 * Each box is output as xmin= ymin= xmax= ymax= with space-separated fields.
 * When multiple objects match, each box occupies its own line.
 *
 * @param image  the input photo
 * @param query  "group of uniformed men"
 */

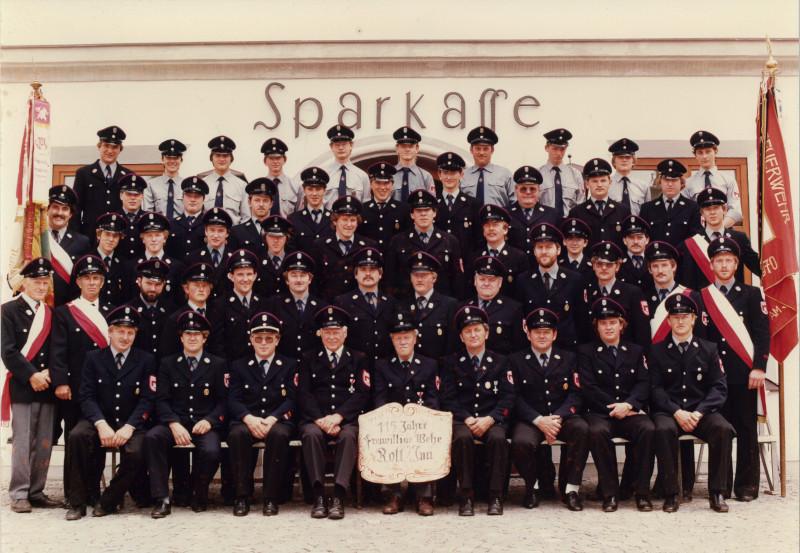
xmin=2 ymin=122 xmax=769 ymax=521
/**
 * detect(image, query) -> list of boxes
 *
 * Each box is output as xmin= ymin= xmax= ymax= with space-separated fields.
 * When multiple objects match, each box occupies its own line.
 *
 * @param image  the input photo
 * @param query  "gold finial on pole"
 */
xmin=30 ymin=81 xmax=43 ymax=100
xmin=765 ymin=36 xmax=778 ymax=75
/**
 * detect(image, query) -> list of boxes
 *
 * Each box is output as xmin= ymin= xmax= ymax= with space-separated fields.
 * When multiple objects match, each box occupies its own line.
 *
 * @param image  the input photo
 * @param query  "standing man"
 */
xmin=144 ymin=139 xmax=186 ymax=219
xmin=538 ymin=129 xmax=584 ymax=218
xmin=639 ymin=159 xmax=703 ymax=248
xmin=228 ymin=312 xmax=297 ymax=516
xmin=166 ymin=177 xmax=209 ymax=258
xmin=460 ymin=127 xmax=515 ymax=209
xmin=434 ymin=152 xmax=482 ymax=248
xmin=682 ymin=131 xmax=742 ymax=228
xmin=507 ymin=166 xmax=561 ymax=254
xmin=1 ymin=258 xmax=59 ymax=512
xmin=297 ymin=306 xmax=371 ymax=520
xmin=701 ymin=237 xmax=770 ymax=502
xmin=568 ymin=158 xmax=631 ymax=249
xmin=124 ymin=259 xmax=174 ymax=360
xmin=617 ymin=215 xmax=654 ymax=291
xmin=73 ymin=126 xmax=132 ymax=236
xmin=200 ymin=136 xmax=250 ymax=225
xmin=229 ymin=177 xmax=276 ymax=254
xmin=64 ymin=307 xmax=155 ymax=520
xmin=649 ymin=294 xmax=733 ymax=513
xmin=121 ymin=212 xmax=183 ymax=304
xmin=509 ymin=308 xmax=588 ymax=511
xmin=288 ymin=167 xmax=333 ymax=254
xmin=46 ymin=185 xmax=89 ymax=306
xmin=93 ymin=213 xmax=127 ymax=307
xmin=184 ymin=207 xmax=234 ymax=297
xmin=440 ymin=306 xmax=515 ymax=516
xmin=558 ymin=218 xmax=593 ymax=278
xmin=321 ymin=125 xmax=370 ymax=207
xmin=116 ymin=174 xmax=148 ymax=261
xmin=608 ymin=138 xmax=650 ymax=216
xmin=255 ymin=215 xmax=296 ymax=298
xmin=360 ymin=161 xmax=411 ymax=256
xmin=391 ymin=126 xmax=435 ymax=201
xmin=262 ymin=138 xmax=302 ymax=216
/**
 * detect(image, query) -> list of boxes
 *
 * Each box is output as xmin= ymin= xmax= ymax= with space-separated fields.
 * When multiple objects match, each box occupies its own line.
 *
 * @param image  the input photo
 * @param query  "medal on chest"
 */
xmin=349 ymin=378 xmax=356 ymax=394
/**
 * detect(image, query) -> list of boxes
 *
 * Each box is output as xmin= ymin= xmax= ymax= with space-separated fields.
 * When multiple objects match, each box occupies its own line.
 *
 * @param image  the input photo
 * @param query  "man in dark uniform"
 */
xmin=51 ymin=255 xmax=114 ymax=502
xmin=391 ymin=126 xmax=435 ymax=201
xmin=264 ymin=251 xmax=326 ymax=361
xmin=578 ymin=298 xmax=655 ymax=512
xmin=464 ymin=204 xmax=530 ymax=298
xmin=516 ymin=223 xmax=583 ymax=352
xmin=116 ymin=174 xmax=148 ymax=261
xmin=229 ymin=177 xmax=276 ymax=254
xmin=1 ymin=258 xmax=59 ymax=512
xmin=649 ymin=294 xmax=733 ymax=513
xmin=373 ymin=312 xmax=440 ymax=516
xmin=386 ymin=190 xmax=464 ymax=299
xmin=577 ymin=241 xmax=651 ymax=348
xmin=46 ymin=185 xmax=89 ymax=306
xmin=297 ymin=306 xmax=371 ymax=520
xmin=568 ymin=158 xmax=631 ymax=249
xmin=679 ymin=188 xmax=761 ymax=291
xmin=228 ymin=312 xmax=297 ymax=516
xmin=460 ymin=126 xmax=515 ymax=209
xmin=434 ymin=152 xmax=482 ymax=248
xmin=458 ymin=256 xmax=526 ymax=356
xmin=559 ymin=218 xmax=593 ymax=279
xmin=639 ymin=159 xmax=703 ymax=249
xmin=121 ymin=211 xmax=183 ymax=304
xmin=288 ymin=167 xmax=332 ymax=254
xmin=93 ymin=212 xmax=127 ymax=306
xmin=311 ymin=195 xmax=377 ymax=302
xmin=143 ymin=139 xmax=186 ymax=219
xmin=509 ymin=308 xmax=588 ymax=511
xmin=211 ymin=249 xmax=266 ymax=363
xmin=73 ymin=126 xmax=132 ymax=236
xmin=440 ymin=306 xmax=515 ymax=516
xmin=507 ymin=165 xmax=561 ymax=255
xmin=124 ymin=259 xmax=174 ymax=360
xmin=255 ymin=215 xmax=295 ymax=298
xmin=334 ymin=248 xmax=397 ymax=362
xmin=65 ymin=306 xmax=156 ymax=520
xmin=701 ymin=237 xmax=770 ymax=501
xmin=360 ymin=161 xmax=411 ymax=256
xmin=198 ymin=136 xmax=250 ymax=225
xmin=398 ymin=252 xmax=458 ymax=368
xmin=166 ymin=177 xmax=209 ymax=258
xmin=618 ymin=215 xmax=654 ymax=291
xmin=183 ymin=207 xmax=234 ymax=299
xmin=147 ymin=311 xmax=228 ymax=517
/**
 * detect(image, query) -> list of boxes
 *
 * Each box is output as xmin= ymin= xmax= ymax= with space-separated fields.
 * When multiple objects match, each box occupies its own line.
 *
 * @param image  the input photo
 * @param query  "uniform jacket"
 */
xmin=155 ymin=350 xmax=228 ymax=429
xmin=52 ymin=229 xmax=90 ymax=306
xmin=73 ymin=160 xmax=133 ymax=236
xmin=510 ymin=346 xmax=582 ymax=422
xmin=183 ymin=247 xmax=233 ymax=300
xmin=1 ymin=297 xmax=54 ymax=404
xmin=567 ymin=199 xmax=631 ymax=249
xmin=678 ymin=229 xmax=762 ymax=291
xmin=95 ymin=251 xmax=126 ymax=307
xmin=398 ymin=290 xmax=458 ymax=366
xmin=296 ymin=347 xmax=371 ymax=424
xmin=263 ymin=293 xmax=327 ymax=360
xmin=507 ymin=201 xmax=562 ymax=254
xmin=228 ymin=353 xmax=298 ymax=424
xmin=440 ymin=349 xmax=515 ymax=426
xmin=386 ymin=227 xmax=465 ymax=299
xmin=515 ymin=266 xmax=584 ymax=351
xmin=121 ymin=254 xmax=183 ymax=304
xmin=166 ymin=212 xmax=206 ymax=259
xmin=639 ymin=195 xmax=703 ymax=249
xmin=124 ymin=295 xmax=175 ymax=360
xmin=255 ymin=248 xmax=295 ymax=298
xmin=617 ymin=254 xmax=654 ymax=291
xmin=287 ymin=207 xmax=333 ymax=254
xmin=456 ymin=296 xmax=526 ymax=355
xmin=373 ymin=354 xmax=440 ymax=409
xmin=359 ymin=199 xmax=411 ymax=257
xmin=228 ymin=218 xmax=267 ymax=255
xmin=117 ymin=210 xmax=145 ymax=260
xmin=464 ymin=242 xmax=530 ymax=298
xmin=578 ymin=279 xmax=651 ymax=348
xmin=434 ymin=191 xmax=482 ymax=249
xmin=211 ymin=291 xmax=267 ymax=363
xmin=158 ymin=302 xmax=224 ymax=359
xmin=577 ymin=340 xmax=649 ymax=417
xmin=310 ymin=233 xmax=377 ymax=302
xmin=334 ymin=289 xmax=398 ymax=361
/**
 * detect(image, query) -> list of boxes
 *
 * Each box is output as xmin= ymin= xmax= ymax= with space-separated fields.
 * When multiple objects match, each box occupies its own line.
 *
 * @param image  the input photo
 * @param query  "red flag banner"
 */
xmin=757 ymin=85 xmax=799 ymax=363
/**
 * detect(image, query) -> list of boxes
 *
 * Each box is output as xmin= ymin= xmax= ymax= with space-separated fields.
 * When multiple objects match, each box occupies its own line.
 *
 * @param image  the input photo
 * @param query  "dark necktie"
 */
xmin=608 ymin=345 xmax=617 ymax=358
xmin=524 ymin=208 xmax=532 ymax=222
xmin=197 ymin=307 xmax=206 ymax=316
xmin=601 ymin=286 xmax=609 ymax=296
xmin=620 ymin=176 xmax=631 ymax=208
xmin=242 ymin=296 xmax=249 ymax=310
xmin=419 ymin=232 xmax=429 ymax=246
xmin=271 ymin=178 xmax=281 ymax=215
xmin=212 ymin=249 xmax=220 ymax=268
xmin=166 ymin=178 xmax=175 ymax=219
xmin=312 ymin=209 xmax=322 ymax=224
xmin=596 ymin=200 xmax=605 ymax=215
xmin=34 ymin=302 xmax=40 ymax=312
xmin=149 ymin=256 xmax=158 ymax=261
xmin=105 ymin=166 xmax=113 ymax=185
xmin=479 ymin=299 xmax=490 ymax=310
xmin=273 ymin=256 xmax=282 ymax=270
xmin=215 ymin=177 xmax=224 ymax=208
xmin=188 ymin=356 xmax=197 ymax=372
xmin=543 ymin=273 xmax=552 ymax=291
xmin=149 ymin=305 xmax=156 ymax=315
xmin=104 ymin=256 xmax=112 ymax=268
xmin=678 ymin=342 xmax=688 ymax=356
xmin=571 ymin=259 xmax=579 ymax=270
xmin=51 ymin=229 xmax=60 ymax=244
xmin=472 ymin=355 xmax=481 ymax=371
xmin=489 ymin=248 xmax=499 ymax=257
xmin=377 ymin=202 xmax=386 ymax=212
xmin=417 ymin=296 xmax=427 ymax=311
xmin=330 ymin=352 xmax=338 ymax=369
xmin=115 ymin=352 xmax=124 ymax=370
xmin=260 ymin=359 xmax=269 ymax=376
xmin=540 ymin=353 xmax=548 ymax=368
xmin=446 ymin=194 xmax=455 ymax=209
xmin=633 ymin=255 xmax=643 ymax=270
xmin=659 ymin=288 xmax=669 ymax=302
xmin=712 ymin=231 xmax=722 ymax=239
xmin=365 ymin=292 xmax=377 ymax=314
xmin=704 ymin=170 xmax=712 ymax=189
xmin=128 ymin=212 xmax=137 ymax=224
xmin=340 ymin=239 xmax=352 ymax=254
xmin=339 ymin=166 xmax=347 ymax=198
xmin=402 ymin=360 xmax=410 ymax=372
xmin=187 ymin=215 xmax=195 ymax=226
xmin=296 ymin=298 xmax=304 ymax=317
xmin=401 ymin=168 xmax=411 ymax=202
xmin=477 ymin=168 xmax=486 ymax=204
xmin=666 ymin=198 xmax=674 ymax=213
xmin=719 ymin=285 xmax=728 ymax=296
xmin=553 ymin=166 xmax=563 ymax=215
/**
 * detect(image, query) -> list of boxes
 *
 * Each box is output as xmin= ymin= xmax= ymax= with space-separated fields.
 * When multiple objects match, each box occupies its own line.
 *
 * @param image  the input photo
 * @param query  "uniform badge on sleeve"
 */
xmin=702 ymin=312 xmax=709 ymax=326
xmin=719 ymin=359 xmax=725 ymax=374
xmin=640 ymin=301 xmax=650 ymax=317
xmin=506 ymin=371 xmax=514 ymax=385
xmin=294 ymin=373 xmax=299 ymax=387
xmin=362 ymin=370 xmax=371 ymax=388
xmin=573 ymin=372 xmax=581 ymax=388
xmin=149 ymin=375 xmax=157 ymax=392
xmin=761 ymin=301 xmax=768 ymax=316
xmin=224 ymin=373 xmax=230 ymax=388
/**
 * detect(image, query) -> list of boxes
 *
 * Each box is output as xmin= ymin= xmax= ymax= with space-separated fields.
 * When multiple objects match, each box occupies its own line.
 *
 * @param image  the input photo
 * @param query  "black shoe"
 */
xmin=487 ymin=497 xmax=503 ymax=515
xmin=458 ymin=497 xmax=474 ymax=516
xmin=523 ymin=488 xmax=539 ymax=509
xmin=538 ymin=486 xmax=557 ymax=501
xmin=29 ymin=494 xmax=61 ymax=509
xmin=635 ymin=495 xmax=653 ymax=512
xmin=736 ymin=493 xmax=756 ymax=502
xmin=233 ymin=498 xmax=250 ymax=517
xmin=65 ymin=504 xmax=86 ymax=521
xmin=602 ymin=495 xmax=618 ymax=512
xmin=618 ymin=486 xmax=634 ymax=501
xmin=328 ymin=497 xmax=345 ymax=520
xmin=662 ymin=494 xmax=679 ymax=513
xmin=682 ymin=489 xmax=693 ymax=502
xmin=222 ymin=496 xmax=236 ymax=507
xmin=191 ymin=496 xmax=208 ymax=512
xmin=151 ymin=500 xmax=171 ymax=519
xmin=263 ymin=500 xmax=279 ymax=516
xmin=92 ymin=504 xmax=112 ymax=517
xmin=172 ymin=495 xmax=191 ymax=508
xmin=310 ymin=496 xmax=327 ymax=519
xmin=710 ymin=493 xmax=729 ymax=513
xmin=564 ymin=491 xmax=583 ymax=512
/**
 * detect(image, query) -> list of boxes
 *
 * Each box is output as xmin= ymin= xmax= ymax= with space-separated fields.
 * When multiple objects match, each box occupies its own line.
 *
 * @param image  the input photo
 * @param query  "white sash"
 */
xmin=701 ymin=285 xmax=754 ymax=366
xmin=685 ymin=234 xmax=715 ymax=283
xmin=20 ymin=303 xmax=49 ymax=359
xmin=49 ymin=236 xmax=74 ymax=281
xmin=650 ymin=285 xmax=689 ymax=341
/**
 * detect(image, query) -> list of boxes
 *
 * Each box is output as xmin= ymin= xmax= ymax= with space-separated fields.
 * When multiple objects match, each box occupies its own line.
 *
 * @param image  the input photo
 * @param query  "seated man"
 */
xmin=440 ymin=306 xmax=515 ymax=516
xmin=227 ymin=312 xmax=297 ymax=517
xmin=578 ymin=298 xmax=655 ymax=512
xmin=509 ymin=308 xmax=588 ymax=512
xmin=649 ymin=294 xmax=733 ymax=513
xmin=65 ymin=307 xmax=156 ymax=520
xmin=373 ymin=312 xmax=440 ymax=516
xmin=146 ymin=311 xmax=228 ymax=517
xmin=296 ymin=306 xmax=371 ymax=520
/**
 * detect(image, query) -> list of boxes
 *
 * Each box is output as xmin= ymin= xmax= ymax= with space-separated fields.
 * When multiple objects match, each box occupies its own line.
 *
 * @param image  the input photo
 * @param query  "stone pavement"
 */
xmin=1 ymin=469 xmax=798 ymax=553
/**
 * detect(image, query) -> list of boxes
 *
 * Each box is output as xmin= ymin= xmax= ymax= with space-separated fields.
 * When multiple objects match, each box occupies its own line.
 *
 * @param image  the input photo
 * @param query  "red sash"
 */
xmin=67 ymin=302 xmax=109 ymax=349
xmin=701 ymin=286 xmax=754 ymax=368
xmin=684 ymin=235 xmax=715 ymax=283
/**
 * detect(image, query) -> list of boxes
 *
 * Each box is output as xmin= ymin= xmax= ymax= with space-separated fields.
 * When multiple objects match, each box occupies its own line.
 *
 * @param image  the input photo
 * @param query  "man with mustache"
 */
xmin=46 ymin=185 xmax=89 ymax=306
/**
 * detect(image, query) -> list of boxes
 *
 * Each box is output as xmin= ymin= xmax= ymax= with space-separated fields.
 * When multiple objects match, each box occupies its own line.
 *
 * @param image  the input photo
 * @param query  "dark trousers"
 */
xmin=654 ymin=412 xmax=733 ymax=495
xmin=511 ymin=417 xmax=589 ymax=491
xmin=723 ymin=385 xmax=759 ymax=498
xmin=55 ymin=400 xmax=83 ymax=497
xmin=586 ymin=413 xmax=655 ymax=497
xmin=144 ymin=425 xmax=222 ymax=500
xmin=298 ymin=422 xmax=358 ymax=492
xmin=452 ymin=424 xmax=508 ymax=497
xmin=67 ymin=419 xmax=147 ymax=509
xmin=381 ymin=482 xmax=433 ymax=499
xmin=228 ymin=422 xmax=293 ymax=500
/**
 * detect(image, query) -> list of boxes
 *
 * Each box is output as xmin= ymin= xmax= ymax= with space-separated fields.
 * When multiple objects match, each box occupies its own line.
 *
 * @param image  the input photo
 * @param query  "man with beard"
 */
xmin=121 ymin=211 xmax=183 ymax=304
xmin=124 ymin=259 xmax=174 ymax=361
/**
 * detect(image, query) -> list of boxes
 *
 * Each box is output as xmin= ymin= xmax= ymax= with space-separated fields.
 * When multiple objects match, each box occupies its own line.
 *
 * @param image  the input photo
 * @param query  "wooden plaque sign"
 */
xmin=357 ymin=403 xmax=453 ymax=484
